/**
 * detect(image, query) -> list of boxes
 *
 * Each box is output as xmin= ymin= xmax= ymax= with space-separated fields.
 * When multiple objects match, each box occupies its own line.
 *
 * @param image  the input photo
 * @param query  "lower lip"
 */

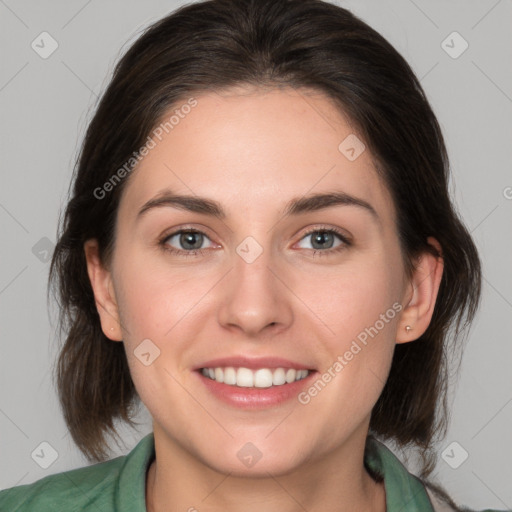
xmin=195 ymin=370 xmax=317 ymax=409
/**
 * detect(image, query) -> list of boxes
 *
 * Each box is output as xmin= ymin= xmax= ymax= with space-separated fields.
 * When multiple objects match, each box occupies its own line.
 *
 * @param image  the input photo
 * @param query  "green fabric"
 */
xmin=0 ymin=433 xmax=505 ymax=511
xmin=0 ymin=434 xmax=154 ymax=512
xmin=364 ymin=436 xmax=435 ymax=511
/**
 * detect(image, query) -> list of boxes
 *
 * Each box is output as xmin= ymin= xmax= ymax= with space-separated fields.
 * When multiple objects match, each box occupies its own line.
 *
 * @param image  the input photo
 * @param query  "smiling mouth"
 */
xmin=200 ymin=366 xmax=311 ymax=388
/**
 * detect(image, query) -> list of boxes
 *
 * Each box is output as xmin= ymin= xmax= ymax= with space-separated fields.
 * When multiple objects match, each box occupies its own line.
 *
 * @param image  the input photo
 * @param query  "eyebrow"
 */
xmin=137 ymin=190 xmax=378 ymax=221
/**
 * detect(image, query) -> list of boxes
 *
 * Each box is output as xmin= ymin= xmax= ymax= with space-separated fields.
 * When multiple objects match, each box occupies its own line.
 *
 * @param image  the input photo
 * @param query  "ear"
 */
xmin=396 ymin=237 xmax=444 ymax=344
xmin=83 ymin=239 xmax=123 ymax=341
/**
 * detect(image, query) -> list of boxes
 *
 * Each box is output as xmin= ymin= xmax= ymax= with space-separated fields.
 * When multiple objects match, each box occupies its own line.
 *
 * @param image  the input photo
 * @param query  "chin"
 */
xmin=192 ymin=435 xmax=313 ymax=478
xmin=206 ymin=452 xmax=306 ymax=478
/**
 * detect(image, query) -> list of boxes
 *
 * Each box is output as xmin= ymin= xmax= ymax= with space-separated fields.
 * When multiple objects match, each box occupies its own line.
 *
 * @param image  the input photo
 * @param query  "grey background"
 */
xmin=0 ymin=0 xmax=511 ymax=509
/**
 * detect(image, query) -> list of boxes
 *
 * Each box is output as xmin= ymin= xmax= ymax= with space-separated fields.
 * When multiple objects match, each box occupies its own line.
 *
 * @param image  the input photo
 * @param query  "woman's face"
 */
xmin=91 ymin=86 xmax=423 ymax=475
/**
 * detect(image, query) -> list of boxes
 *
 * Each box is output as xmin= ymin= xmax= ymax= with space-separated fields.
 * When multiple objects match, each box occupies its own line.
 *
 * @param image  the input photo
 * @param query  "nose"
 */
xmin=217 ymin=243 xmax=294 ymax=337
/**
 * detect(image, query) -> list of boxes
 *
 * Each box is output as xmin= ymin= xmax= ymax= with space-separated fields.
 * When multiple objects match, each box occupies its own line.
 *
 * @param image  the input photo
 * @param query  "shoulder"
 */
xmin=424 ymin=481 xmax=510 ymax=512
xmin=0 ymin=454 xmax=125 ymax=511
xmin=365 ymin=436 xmax=508 ymax=512
xmin=0 ymin=433 xmax=155 ymax=512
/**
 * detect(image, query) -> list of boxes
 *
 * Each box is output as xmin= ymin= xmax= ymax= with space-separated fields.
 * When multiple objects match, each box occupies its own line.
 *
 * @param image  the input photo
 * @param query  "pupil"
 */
xmin=181 ymin=232 xmax=202 ymax=250
xmin=312 ymin=231 xmax=333 ymax=250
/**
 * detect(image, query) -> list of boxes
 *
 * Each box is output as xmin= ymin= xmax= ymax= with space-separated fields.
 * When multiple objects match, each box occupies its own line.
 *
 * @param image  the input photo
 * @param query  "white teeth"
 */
xmin=214 ymin=367 xmax=224 ymax=383
xmin=285 ymin=368 xmax=296 ymax=383
xmin=254 ymin=368 xmax=273 ymax=388
xmin=200 ymin=366 xmax=310 ymax=388
xmin=224 ymin=366 xmax=237 ymax=385
xmin=236 ymin=367 xmax=253 ymax=387
xmin=272 ymin=368 xmax=286 ymax=385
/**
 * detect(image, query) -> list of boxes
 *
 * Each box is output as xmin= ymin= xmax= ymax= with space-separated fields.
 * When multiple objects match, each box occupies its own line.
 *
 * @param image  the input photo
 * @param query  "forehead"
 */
xmin=118 ymin=87 xmax=395 ymax=223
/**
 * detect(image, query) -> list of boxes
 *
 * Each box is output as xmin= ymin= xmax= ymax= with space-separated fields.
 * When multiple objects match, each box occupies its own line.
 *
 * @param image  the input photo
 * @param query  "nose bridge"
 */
xmin=216 ymin=235 xmax=293 ymax=335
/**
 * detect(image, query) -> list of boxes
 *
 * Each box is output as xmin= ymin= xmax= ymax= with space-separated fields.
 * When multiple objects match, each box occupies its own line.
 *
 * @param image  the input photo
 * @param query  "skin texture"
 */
xmin=85 ymin=86 xmax=443 ymax=512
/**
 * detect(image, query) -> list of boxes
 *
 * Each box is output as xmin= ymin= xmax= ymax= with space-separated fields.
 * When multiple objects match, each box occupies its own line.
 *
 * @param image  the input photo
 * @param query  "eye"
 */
xmin=159 ymin=226 xmax=351 ymax=258
xmin=296 ymin=227 xmax=350 ymax=255
xmin=161 ymin=229 xmax=215 ymax=256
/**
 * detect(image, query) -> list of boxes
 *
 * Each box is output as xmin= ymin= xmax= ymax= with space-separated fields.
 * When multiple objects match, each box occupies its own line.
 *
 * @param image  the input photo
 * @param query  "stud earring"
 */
xmin=405 ymin=325 xmax=412 ymax=333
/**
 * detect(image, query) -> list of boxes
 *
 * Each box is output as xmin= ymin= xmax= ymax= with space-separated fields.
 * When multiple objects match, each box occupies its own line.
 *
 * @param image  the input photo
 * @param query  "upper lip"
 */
xmin=194 ymin=356 xmax=316 ymax=371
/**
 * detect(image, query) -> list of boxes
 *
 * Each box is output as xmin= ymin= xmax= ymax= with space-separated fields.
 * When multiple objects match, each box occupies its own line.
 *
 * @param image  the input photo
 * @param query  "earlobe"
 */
xmin=396 ymin=237 xmax=444 ymax=344
xmin=83 ymin=239 xmax=123 ymax=341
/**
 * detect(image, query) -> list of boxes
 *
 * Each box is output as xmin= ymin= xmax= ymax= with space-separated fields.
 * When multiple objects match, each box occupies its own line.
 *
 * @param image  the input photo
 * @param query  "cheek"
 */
xmin=113 ymin=252 xmax=207 ymax=340
xmin=300 ymin=256 xmax=402 ymax=341
xmin=111 ymin=257 xmax=205 ymax=404
xmin=296 ymin=255 xmax=402 ymax=406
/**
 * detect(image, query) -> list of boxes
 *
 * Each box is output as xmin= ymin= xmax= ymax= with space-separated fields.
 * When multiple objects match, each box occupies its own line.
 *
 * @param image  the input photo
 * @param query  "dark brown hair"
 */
xmin=49 ymin=0 xmax=481 ymax=478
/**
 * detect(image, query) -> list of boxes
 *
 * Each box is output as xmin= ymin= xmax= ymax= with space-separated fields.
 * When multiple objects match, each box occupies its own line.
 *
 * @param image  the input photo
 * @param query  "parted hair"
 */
xmin=49 ymin=0 xmax=481 ymax=478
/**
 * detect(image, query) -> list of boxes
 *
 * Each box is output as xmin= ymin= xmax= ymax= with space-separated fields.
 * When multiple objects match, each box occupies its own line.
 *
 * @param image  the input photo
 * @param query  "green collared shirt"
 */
xmin=0 ymin=433 xmax=505 ymax=511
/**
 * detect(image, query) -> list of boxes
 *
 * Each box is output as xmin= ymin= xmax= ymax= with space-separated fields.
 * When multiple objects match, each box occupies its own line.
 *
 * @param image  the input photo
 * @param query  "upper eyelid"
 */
xmin=301 ymin=225 xmax=349 ymax=238
xmin=160 ymin=224 xmax=215 ymax=240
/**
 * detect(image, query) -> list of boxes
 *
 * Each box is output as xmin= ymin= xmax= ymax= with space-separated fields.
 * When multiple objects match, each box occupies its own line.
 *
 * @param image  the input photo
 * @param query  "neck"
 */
xmin=146 ymin=426 xmax=386 ymax=512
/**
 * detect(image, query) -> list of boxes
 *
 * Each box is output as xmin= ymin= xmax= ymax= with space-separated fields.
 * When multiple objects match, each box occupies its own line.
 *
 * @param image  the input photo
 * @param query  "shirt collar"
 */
xmin=365 ymin=436 xmax=435 ymax=511
xmin=115 ymin=433 xmax=433 ymax=511
xmin=115 ymin=432 xmax=155 ymax=511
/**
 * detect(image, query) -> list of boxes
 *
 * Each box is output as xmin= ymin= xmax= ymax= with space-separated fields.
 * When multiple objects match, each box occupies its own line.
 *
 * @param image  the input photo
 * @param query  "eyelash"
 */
xmin=159 ymin=226 xmax=351 ymax=258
